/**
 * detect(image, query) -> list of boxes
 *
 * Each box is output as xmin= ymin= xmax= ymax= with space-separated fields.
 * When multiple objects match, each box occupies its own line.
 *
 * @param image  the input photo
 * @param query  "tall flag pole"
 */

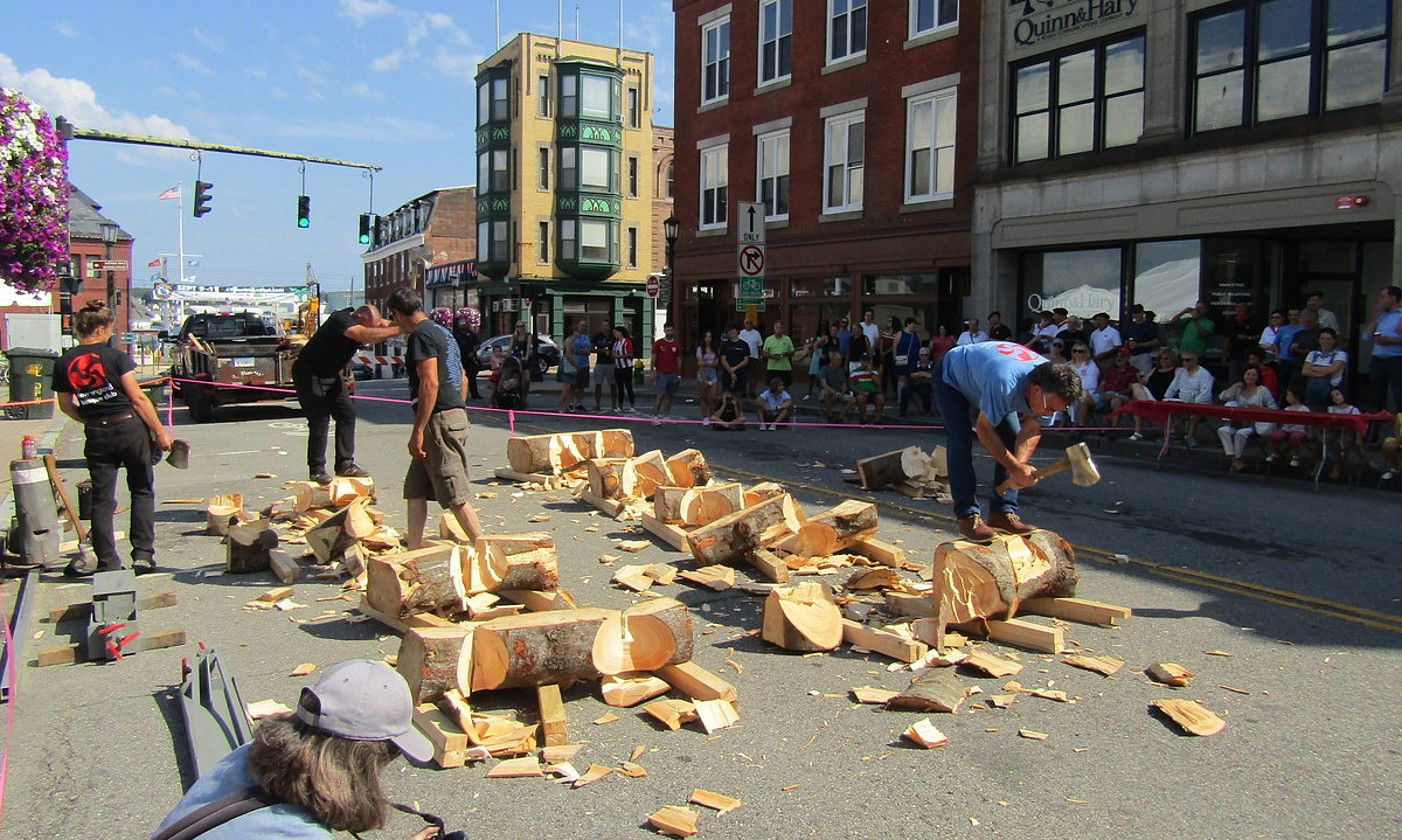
xmin=157 ymin=185 xmax=185 ymax=283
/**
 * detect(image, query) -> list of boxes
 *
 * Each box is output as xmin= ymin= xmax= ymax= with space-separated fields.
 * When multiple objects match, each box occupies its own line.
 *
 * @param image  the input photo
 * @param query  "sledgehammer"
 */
xmin=997 ymin=441 xmax=1101 ymax=495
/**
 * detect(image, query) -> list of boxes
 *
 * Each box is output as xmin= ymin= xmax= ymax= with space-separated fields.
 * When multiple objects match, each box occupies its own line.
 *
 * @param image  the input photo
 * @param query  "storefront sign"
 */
xmin=1007 ymin=0 xmax=1146 ymax=57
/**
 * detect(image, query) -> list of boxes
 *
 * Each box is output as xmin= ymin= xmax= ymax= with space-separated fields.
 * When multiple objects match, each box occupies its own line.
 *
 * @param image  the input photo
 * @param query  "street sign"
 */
xmin=737 ymin=202 xmax=765 ymax=245
xmin=739 ymin=276 xmax=764 ymax=298
xmin=736 ymin=201 xmax=767 ymax=309
xmin=738 ymin=244 xmax=765 ymax=279
xmin=646 ymin=275 xmax=660 ymax=299
xmin=89 ymin=260 xmax=128 ymax=271
xmin=735 ymin=300 xmax=766 ymax=312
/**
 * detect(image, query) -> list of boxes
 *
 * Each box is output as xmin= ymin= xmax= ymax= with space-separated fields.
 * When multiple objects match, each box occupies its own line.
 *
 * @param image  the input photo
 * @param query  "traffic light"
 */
xmin=193 ymin=180 xmax=213 ymax=217
xmin=358 ymin=212 xmax=375 ymax=245
xmin=297 ymin=194 xmax=311 ymax=228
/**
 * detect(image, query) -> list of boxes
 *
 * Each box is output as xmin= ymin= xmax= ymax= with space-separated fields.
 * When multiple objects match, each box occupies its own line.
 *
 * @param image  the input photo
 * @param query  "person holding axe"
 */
xmin=934 ymin=341 xmax=1085 ymax=542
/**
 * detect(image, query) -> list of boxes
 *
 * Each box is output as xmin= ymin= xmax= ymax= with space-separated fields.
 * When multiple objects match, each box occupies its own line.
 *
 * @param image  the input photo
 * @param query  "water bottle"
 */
xmin=21 ymin=434 xmax=37 ymax=460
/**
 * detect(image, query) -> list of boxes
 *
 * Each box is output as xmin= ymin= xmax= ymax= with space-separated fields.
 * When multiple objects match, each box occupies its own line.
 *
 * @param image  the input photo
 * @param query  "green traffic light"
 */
xmin=358 ymin=232 xmax=370 ymax=244
xmin=299 ymin=218 xmax=310 ymax=228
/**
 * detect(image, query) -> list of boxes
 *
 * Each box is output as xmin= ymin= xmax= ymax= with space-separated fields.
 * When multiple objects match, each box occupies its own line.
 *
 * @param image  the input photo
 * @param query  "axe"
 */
xmin=997 ymin=442 xmax=1100 ymax=495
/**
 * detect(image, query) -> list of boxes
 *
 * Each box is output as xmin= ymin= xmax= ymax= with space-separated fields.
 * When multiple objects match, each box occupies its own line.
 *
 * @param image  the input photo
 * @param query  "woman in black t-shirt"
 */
xmin=52 ymin=301 xmax=172 ymax=576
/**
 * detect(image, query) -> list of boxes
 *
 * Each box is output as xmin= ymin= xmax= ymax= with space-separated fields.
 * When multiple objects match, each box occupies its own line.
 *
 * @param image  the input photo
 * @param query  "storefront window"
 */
xmin=863 ymin=273 xmax=938 ymax=296
xmin=791 ymin=276 xmax=851 ymax=298
xmin=1022 ymin=250 xmax=1122 ymax=319
xmin=1202 ymin=239 xmax=1261 ymax=319
xmin=1132 ymin=240 xmax=1200 ymax=322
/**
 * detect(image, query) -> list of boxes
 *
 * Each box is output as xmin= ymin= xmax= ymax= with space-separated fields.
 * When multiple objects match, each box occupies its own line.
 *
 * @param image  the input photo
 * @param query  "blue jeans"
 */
xmin=934 ymin=376 xmax=1020 ymax=519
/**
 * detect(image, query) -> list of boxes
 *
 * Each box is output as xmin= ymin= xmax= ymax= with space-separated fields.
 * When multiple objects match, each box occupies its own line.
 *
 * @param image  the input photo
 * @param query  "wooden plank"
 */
xmin=537 ymin=684 xmax=568 ymax=747
xmin=850 ymin=537 xmax=908 ymax=568
xmin=494 ymin=467 xmax=555 ymax=484
xmin=36 ymin=626 xmax=186 ymax=667
xmin=47 ymin=591 xmax=178 ymax=624
xmin=653 ymin=661 xmax=737 ymax=703
xmin=1021 ymin=596 xmax=1132 ymax=627
xmin=497 ymin=588 xmax=578 ymax=613
xmin=137 ymin=627 xmax=188 ymax=653
xmin=884 ymin=591 xmax=935 ymax=618
xmin=413 ymin=703 xmax=469 ymax=768
xmin=35 ymin=643 xmax=78 ymax=667
xmin=841 ymin=619 xmax=928 ymax=663
xmin=269 ymin=549 xmax=302 ymax=584
xmin=955 ymin=617 xmax=1064 ymax=654
xmin=745 ymin=548 xmax=790 ymax=583
xmin=356 ymin=594 xmax=459 ymax=635
xmin=638 ymin=513 xmax=690 ymax=551
xmin=578 ymin=489 xmax=625 ymax=517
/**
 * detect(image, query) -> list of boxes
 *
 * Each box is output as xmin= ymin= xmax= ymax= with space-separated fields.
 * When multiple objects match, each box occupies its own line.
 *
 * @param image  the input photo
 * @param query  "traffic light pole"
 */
xmin=59 ymin=123 xmax=382 ymax=173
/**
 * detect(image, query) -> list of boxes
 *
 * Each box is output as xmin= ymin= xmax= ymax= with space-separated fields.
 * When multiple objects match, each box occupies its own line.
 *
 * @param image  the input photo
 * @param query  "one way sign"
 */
xmin=737 ymin=201 xmax=765 ymax=245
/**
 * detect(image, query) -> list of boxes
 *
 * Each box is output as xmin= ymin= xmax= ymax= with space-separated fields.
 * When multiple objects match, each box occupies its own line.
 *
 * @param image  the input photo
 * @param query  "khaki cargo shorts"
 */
xmin=403 ymin=407 xmax=472 ymax=507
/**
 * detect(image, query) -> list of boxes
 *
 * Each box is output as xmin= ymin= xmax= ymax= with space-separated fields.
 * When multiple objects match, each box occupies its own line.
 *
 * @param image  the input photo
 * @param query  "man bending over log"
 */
xmin=934 ymin=341 xmax=1083 ymax=542
xmin=384 ymin=288 xmax=486 ymax=551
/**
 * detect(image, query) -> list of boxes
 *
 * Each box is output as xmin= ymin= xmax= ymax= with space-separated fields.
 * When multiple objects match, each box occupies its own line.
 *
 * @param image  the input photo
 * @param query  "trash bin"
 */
xmin=4 ymin=347 xmax=59 ymax=420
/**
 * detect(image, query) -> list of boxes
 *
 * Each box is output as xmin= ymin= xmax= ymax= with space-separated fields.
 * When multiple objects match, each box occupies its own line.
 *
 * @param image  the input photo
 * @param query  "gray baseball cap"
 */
xmin=295 ymin=659 xmax=434 ymax=764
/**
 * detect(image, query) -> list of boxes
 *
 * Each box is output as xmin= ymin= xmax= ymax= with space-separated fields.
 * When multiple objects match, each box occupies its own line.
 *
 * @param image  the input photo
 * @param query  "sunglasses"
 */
xmin=1073 ymin=349 xmax=1088 ymax=354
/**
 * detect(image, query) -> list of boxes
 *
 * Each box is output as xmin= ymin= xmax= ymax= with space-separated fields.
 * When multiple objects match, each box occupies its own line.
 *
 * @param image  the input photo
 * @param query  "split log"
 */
xmin=652 ymin=487 xmax=690 ymax=523
xmin=206 ymin=506 xmax=240 ymax=537
xmin=342 ymin=498 xmax=377 ymax=541
xmin=586 ymin=458 xmax=629 ymax=500
xmin=600 ymin=672 xmax=672 ymax=707
xmin=620 ymin=450 xmax=670 ymax=499
xmin=841 ymin=619 xmax=927 ymax=662
xmin=888 ymin=670 xmax=965 ymax=714
xmin=855 ymin=446 xmax=927 ymax=491
xmin=933 ymin=531 xmax=1079 ymax=633
xmin=744 ymin=547 xmax=790 ymax=583
xmin=470 ymin=608 xmax=614 ymax=691
xmin=479 ymin=546 xmax=559 ymax=593
xmin=226 ymin=520 xmax=278 ymax=573
xmin=537 ymin=684 xmax=568 ymax=746
xmin=268 ymin=549 xmax=302 ymax=584
xmin=742 ymin=482 xmax=787 ymax=507
xmin=664 ymin=449 xmax=711 ymax=488
xmin=413 ymin=704 xmax=469 ymax=768
xmin=327 ymin=476 xmax=375 ymax=506
xmin=365 ymin=543 xmax=465 ymax=619
xmin=680 ymin=483 xmax=744 ymax=526
xmin=774 ymin=500 xmax=878 ymax=557
xmin=398 ymin=625 xmax=472 ymax=702
xmin=761 ymin=582 xmax=842 ymax=652
xmin=686 ymin=493 xmax=803 ymax=567
xmin=597 ymin=428 xmax=635 ymax=459
xmin=291 ymin=481 xmax=333 ymax=512
xmin=593 ymin=597 xmax=694 ymax=675
xmin=653 ymin=661 xmax=737 ymax=703
xmin=507 ymin=431 xmax=595 ymax=475
xmin=306 ymin=504 xmax=360 ymax=565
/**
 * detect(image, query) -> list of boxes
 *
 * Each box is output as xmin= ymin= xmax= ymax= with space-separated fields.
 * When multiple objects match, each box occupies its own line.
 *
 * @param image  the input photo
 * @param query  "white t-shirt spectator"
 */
xmin=760 ymin=389 xmax=792 ymax=411
xmin=956 ymin=330 xmax=987 ymax=346
xmin=1304 ymin=348 xmax=1348 ymax=386
xmin=1035 ymin=323 xmax=1063 ymax=342
xmin=1165 ymin=366 xmax=1214 ymax=404
xmin=1070 ymin=360 xmax=1100 ymax=395
xmin=860 ymin=320 xmax=880 ymax=347
xmin=1090 ymin=325 xmax=1122 ymax=357
xmin=1280 ymin=403 xmax=1309 ymax=434
xmin=738 ymin=327 xmax=762 ymax=360
xmin=1328 ymin=404 xmax=1360 ymax=416
xmin=1259 ymin=324 xmax=1282 ymax=355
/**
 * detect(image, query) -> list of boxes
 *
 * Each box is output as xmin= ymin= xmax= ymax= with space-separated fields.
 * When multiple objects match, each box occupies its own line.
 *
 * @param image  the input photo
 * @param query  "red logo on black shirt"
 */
xmin=68 ymin=353 xmax=109 ymax=389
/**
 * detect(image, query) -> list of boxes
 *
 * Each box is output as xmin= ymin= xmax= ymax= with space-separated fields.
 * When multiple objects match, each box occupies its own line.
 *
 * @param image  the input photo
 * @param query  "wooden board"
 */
xmin=493 ymin=467 xmax=555 ymax=485
xmin=639 ymin=513 xmax=690 ymax=551
xmin=537 ymin=684 xmax=568 ymax=747
xmin=497 ymin=588 xmax=578 ymax=613
xmin=579 ymin=489 xmax=625 ymax=518
xmin=850 ymin=537 xmax=908 ymax=568
xmin=951 ymin=617 xmax=1064 ymax=654
xmin=413 ymin=703 xmax=469 ymax=768
xmin=840 ymin=619 xmax=928 ymax=663
xmin=1021 ymin=596 xmax=1131 ymax=626
xmin=47 ymin=591 xmax=177 ymax=624
xmin=36 ymin=627 xmax=186 ymax=667
xmin=653 ymin=661 xmax=738 ymax=703
xmin=356 ymin=594 xmax=459 ymax=636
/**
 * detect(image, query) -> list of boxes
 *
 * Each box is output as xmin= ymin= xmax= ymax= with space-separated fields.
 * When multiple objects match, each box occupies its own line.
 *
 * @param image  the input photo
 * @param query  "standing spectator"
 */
xmin=1305 ymin=290 xmax=1340 ymax=331
xmin=1123 ymin=304 xmax=1161 ymax=374
xmin=1281 ymin=309 xmax=1321 ymax=394
xmin=756 ymin=377 xmax=794 ymax=430
xmin=878 ymin=316 xmax=902 ymax=397
xmin=848 ymin=355 xmax=885 ymax=425
xmin=1246 ymin=350 xmax=1279 ymax=399
xmin=799 ymin=323 xmax=829 ymax=401
xmin=761 ymin=319 xmax=795 ymax=388
xmin=1174 ymin=301 xmax=1216 ymax=358
xmin=1266 ymin=386 xmax=1310 ymax=467
xmin=929 ymin=324 xmax=956 ymax=364
xmin=848 ymin=328 xmax=871 ymax=372
xmin=1060 ymin=316 xmax=1090 ymax=349
xmin=1216 ymin=365 xmax=1278 ymax=472
xmin=611 ymin=325 xmax=637 ymax=412
xmin=859 ymin=309 xmax=880 ymax=350
xmin=1163 ymin=350 xmax=1215 ymax=446
xmin=1227 ymin=302 xmax=1262 ymax=385
xmin=650 ymin=322 xmax=682 ymax=424
xmin=591 ymin=320 xmax=618 ymax=412
xmin=1067 ymin=343 xmax=1102 ymax=427
xmin=835 ymin=317 xmax=854 ymax=361
xmin=1301 ymin=327 xmax=1347 ymax=409
xmin=1101 ymin=348 xmax=1140 ymax=432
xmin=1029 ymin=310 xmax=1061 ymax=353
xmin=560 ymin=319 xmax=591 ymax=413
xmin=900 ymin=346 xmax=935 ymax=416
xmin=738 ymin=317 xmax=763 ymax=397
xmin=509 ymin=320 xmax=534 ymax=408
xmin=1127 ymin=349 xmax=1182 ymax=441
xmin=956 ymin=318 xmax=988 ymax=346
xmin=893 ymin=317 xmax=923 ymax=400
xmin=821 ymin=322 xmax=842 ymax=367
xmin=817 ymin=353 xmax=854 ymax=423
xmin=719 ymin=325 xmax=752 ymax=397
xmin=708 ymin=387 xmax=746 ymax=431
xmin=1363 ymin=285 xmax=1402 ymax=411
xmin=1258 ymin=310 xmax=1286 ymax=362
xmin=1051 ymin=307 xmax=1071 ymax=334
xmin=1089 ymin=312 xmax=1122 ymax=365
xmin=696 ymin=329 xmax=719 ymax=425
xmin=987 ymin=311 xmax=1012 ymax=341
xmin=454 ymin=307 xmax=482 ymax=400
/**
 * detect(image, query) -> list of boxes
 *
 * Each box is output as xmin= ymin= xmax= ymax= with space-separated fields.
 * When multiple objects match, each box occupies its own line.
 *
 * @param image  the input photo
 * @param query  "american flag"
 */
xmin=157 ymin=186 xmax=180 ymax=200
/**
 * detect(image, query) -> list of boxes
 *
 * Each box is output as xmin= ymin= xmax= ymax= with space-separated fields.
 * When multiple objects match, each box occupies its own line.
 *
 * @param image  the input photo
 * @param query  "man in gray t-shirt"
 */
xmin=817 ymin=354 xmax=853 ymax=423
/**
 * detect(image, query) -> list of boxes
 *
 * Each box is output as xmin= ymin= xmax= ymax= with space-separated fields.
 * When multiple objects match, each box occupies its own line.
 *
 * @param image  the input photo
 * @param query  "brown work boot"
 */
xmin=988 ymin=512 xmax=1037 ymax=536
xmin=957 ymin=514 xmax=998 ymax=543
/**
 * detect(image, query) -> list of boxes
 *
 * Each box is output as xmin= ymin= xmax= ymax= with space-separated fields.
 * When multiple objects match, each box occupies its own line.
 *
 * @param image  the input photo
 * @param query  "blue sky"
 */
xmin=2 ymin=0 xmax=675 ymax=292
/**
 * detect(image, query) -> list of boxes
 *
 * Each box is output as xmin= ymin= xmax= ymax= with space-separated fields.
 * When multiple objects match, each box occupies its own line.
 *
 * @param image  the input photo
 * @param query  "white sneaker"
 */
xmin=1383 ymin=470 xmax=1395 ymax=481
xmin=802 ymin=394 xmax=812 ymax=401
xmin=702 ymin=417 xmax=711 ymax=426
xmin=651 ymin=415 xmax=662 ymax=425
xmin=1127 ymin=432 xmax=1143 ymax=442
xmin=1289 ymin=457 xmax=1300 ymax=467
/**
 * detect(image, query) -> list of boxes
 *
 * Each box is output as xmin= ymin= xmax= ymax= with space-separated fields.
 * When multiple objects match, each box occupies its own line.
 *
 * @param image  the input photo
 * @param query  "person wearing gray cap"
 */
xmin=152 ymin=659 xmax=440 ymax=840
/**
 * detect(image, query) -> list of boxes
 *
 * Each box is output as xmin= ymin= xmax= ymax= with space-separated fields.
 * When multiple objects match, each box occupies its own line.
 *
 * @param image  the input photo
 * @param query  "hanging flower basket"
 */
xmin=0 ymin=88 xmax=71 ymax=294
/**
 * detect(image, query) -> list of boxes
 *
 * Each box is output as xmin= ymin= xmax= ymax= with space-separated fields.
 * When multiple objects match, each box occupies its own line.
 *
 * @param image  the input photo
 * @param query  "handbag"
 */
xmin=894 ymin=354 xmax=909 ymax=367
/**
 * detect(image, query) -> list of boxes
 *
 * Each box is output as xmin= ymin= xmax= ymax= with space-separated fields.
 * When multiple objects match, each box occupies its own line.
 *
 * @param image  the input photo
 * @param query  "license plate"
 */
xmin=233 ymin=357 xmax=256 ymax=368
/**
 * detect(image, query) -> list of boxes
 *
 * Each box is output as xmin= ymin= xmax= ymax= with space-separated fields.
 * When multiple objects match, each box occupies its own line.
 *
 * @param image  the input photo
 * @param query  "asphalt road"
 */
xmin=3 ymin=378 xmax=1399 ymax=839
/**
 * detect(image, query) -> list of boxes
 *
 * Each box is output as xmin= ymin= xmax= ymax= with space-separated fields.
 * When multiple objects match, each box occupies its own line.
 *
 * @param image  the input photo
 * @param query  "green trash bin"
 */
xmin=4 ymin=347 xmax=59 ymax=420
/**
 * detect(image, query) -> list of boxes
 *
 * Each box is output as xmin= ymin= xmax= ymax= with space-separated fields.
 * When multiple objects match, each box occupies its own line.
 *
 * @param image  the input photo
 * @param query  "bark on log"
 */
xmin=470 ymin=608 xmax=614 ymax=691
xmin=761 ymin=582 xmax=842 ymax=651
xmin=933 ymin=531 xmax=1079 ymax=633
xmin=620 ymin=450 xmax=670 ymax=500
xmin=592 ymin=597 xmax=694 ymax=675
xmin=653 ymin=487 xmax=689 ymax=523
xmin=398 ymin=625 xmax=472 ymax=702
xmin=665 ymin=449 xmax=712 ymax=488
xmin=479 ymin=546 xmax=559 ymax=593
xmin=855 ymin=446 xmax=927 ymax=491
xmin=366 ymin=543 xmax=465 ymax=618
xmin=773 ymin=499 xmax=878 ymax=557
xmin=507 ymin=431 xmax=612 ymax=474
xmin=306 ymin=504 xmax=359 ymax=565
xmin=686 ymin=493 xmax=803 ymax=566
xmin=226 ymin=520 xmax=278 ymax=573
xmin=887 ymin=670 xmax=965 ymax=714
xmin=586 ymin=458 xmax=629 ymax=500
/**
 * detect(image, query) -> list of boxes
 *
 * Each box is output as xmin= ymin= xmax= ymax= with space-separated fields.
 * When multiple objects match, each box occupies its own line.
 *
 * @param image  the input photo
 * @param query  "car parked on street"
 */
xmin=475 ymin=333 xmax=560 ymax=376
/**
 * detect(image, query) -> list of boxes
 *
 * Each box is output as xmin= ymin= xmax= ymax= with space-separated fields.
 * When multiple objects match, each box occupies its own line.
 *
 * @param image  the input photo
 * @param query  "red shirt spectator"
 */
xmin=652 ymin=335 xmax=681 ymax=374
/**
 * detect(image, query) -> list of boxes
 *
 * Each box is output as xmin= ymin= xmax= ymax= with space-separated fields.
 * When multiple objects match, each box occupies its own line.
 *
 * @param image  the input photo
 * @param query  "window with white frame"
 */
xmin=581 ymin=75 xmax=612 ymax=120
xmin=538 ymin=148 xmax=550 ymax=190
xmin=905 ymin=87 xmax=956 ymax=203
xmin=702 ymin=17 xmax=731 ymax=103
xmin=910 ymin=0 xmax=958 ymax=37
xmin=580 ymin=219 xmax=612 ymax=262
xmin=759 ymin=0 xmax=793 ymax=85
xmin=756 ymin=129 xmax=790 ymax=220
xmin=700 ymin=143 xmax=728 ymax=229
xmin=829 ymin=0 xmax=867 ymax=64
xmin=627 ymin=88 xmax=640 ymax=128
xmin=823 ymin=111 xmax=865 ymax=213
xmin=538 ymin=75 xmax=551 ymax=117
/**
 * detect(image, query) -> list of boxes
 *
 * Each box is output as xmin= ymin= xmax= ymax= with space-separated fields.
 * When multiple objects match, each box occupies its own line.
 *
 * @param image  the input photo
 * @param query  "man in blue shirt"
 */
xmin=1365 ymin=285 xmax=1402 ymax=411
xmin=935 ymin=342 xmax=1084 ymax=542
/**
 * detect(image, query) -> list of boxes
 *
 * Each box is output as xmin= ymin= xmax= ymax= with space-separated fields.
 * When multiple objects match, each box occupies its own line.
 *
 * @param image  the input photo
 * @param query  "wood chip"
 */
xmin=541 ymin=744 xmax=583 ymax=763
xmin=647 ymin=805 xmax=699 ymax=837
xmin=592 ymin=712 xmax=621 ymax=725
xmin=258 ymin=586 xmax=295 ymax=603
xmin=1018 ymin=729 xmax=1050 ymax=741
xmin=628 ymin=745 xmax=647 ymax=762
xmin=572 ymin=763 xmax=615 ymax=788
xmin=1219 ymin=684 xmax=1251 ymax=695
xmin=619 ymin=761 xmax=648 ymax=778
xmin=693 ymin=699 xmax=739 ymax=734
xmin=253 ymin=473 xmax=277 ymax=479
xmin=247 ymin=699 xmax=293 ymax=719
xmin=1151 ymin=699 xmax=1227 ymax=736
xmin=486 ymin=757 xmax=543 ymax=778
xmin=851 ymin=686 xmax=899 ymax=705
xmin=902 ymin=718 xmax=949 ymax=749
xmin=288 ymin=663 xmax=316 ymax=677
xmin=988 ymin=694 xmax=1017 ymax=709
xmin=527 ymin=514 xmax=552 ymax=523
xmin=689 ymin=788 xmax=742 ymax=814
xmin=617 ymin=539 xmax=652 ymax=552
xmin=1203 ymin=650 xmax=1234 ymax=657
xmin=963 ymin=650 xmax=1024 ymax=678
xmin=1146 ymin=662 xmax=1195 ymax=687
xmin=1062 ymin=654 xmax=1125 ymax=677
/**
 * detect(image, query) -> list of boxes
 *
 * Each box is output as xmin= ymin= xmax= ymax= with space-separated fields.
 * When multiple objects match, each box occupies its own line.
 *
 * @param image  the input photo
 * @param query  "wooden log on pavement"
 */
xmin=686 ymin=493 xmax=803 ymax=566
xmin=365 ymin=543 xmax=465 ymax=618
xmin=665 ymin=449 xmax=712 ymax=488
xmin=586 ymin=458 xmax=629 ymax=500
xmin=933 ymin=530 xmax=1079 ymax=637
xmin=507 ymin=431 xmax=599 ymax=475
xmin=855 ymin=446 xmax=927 ymax=491
xmin=680 ymin=483 xmax=745 ymax=526
xmin=592 ymin=597 xmax=694 ymax=676
xmin=772 ymin=499 xmax=878 ymax=557
xmin=761 ymin=582 xmax=842 ymax=652
xmin=479 ymin=546 xmax=559 ymax=593
xmin=470 ymin=608 xmax=613 ymax=691
xmin=398 ymin=625 xmax=472 ymax=703
xmin=226 ymin=520 xmax=278 ymax=574
xmin=742 ymin=482 xmax=787 ymax=507
xmin=620 ymin=449 xmax=670 ymax=500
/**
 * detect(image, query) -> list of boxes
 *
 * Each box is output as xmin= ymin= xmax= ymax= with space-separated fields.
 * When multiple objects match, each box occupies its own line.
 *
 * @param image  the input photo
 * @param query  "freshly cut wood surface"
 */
xmin=855 ymin=446 xmax=925 ymax=490
xmin=950 ymin=617 xmax=1065 ymax=654
xmin=485 ymin=756 xmax=544 ymax=778
xmin=741 ymin=481 xmax=787 ymax=507
xmin=1152 ymin=699 xmax=1227 ymax=736
xmin=471 ymin=608 xmax=613 ymax=691
xmin=480 ymin=545 xmax=559 ymax=593
xmin=665 ymin=449 xmax=712 ymax=488
xmin=888 ymin=670 xmax=965 ymax=714
xmin=677 ymin=565 xmax=736 ymax=591
xmin=648 ymin=805 xmax=699 ymax=837
xmin=840 ymin=619 xmax=928 ymax=663
xmin=206 ymin=504 xmax=240 ymax=537
xmin=1063 ymin=654 xmax=1125 ymax=676
xmin=226 ymin=520 xmax=278 ymax=574
xmin=744 ymin=547 xmax=791 ymax=583
xmin=689 ymin=789 xmax=741 ymax=814
xmin=693 ymin=699 xmax=739 ymax=734
xmin=597 ymin=428 xmax=635 ymax=459
xmin=903 ymin=718 xmax=949 ymax=749
xmin=593 ymin=597 xmax=694 ymax=675
xmin=537 ymin=684 xmax=568 ymax=746
xmin=365 ymin=543 xmax=464 ymax=619
xmin=1022 ymin=596 xmax=1131 ymax=626
xmin=397 ymin=625 xmax=471 ymax=702
xmin=601 ymin=672 xmax=672 ymax=707
xmin=507 ymin=431 xmax=600 ymax=474
xmin=1146 ymin=662 xmax=1195 ymax=687
xmin=586 ymin=458 xmax=629 ymax=500
xmin=687 ymin=493 xmax=803 ymax=566
xmin=621 ymin=449 xmax=670 ymax=499
xmin=934 ymin=531 xmax=1079 ymax=632
xmin=680 ymin=483 xmax=744 ymax=526
xmin=775 ymin=499 xmax=878 ymax=557
xmin=643 ymin=698 xmax=697 ymax=731
xmin=653 ymin=661 xmax=737 ymax=703
xmin=761 ymin=582 xmax=842 ymax=652
xmin=961 ymin=649 xmax=1024 ymax=678
xmin=412 ymin=704 xmax=469 ymax=768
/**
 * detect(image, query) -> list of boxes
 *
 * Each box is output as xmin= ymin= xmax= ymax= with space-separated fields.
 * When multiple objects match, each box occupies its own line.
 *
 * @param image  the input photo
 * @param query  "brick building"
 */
xmin=671 ymin=0 xmax=980 ymax=362
xmin=361 ymin=186 xmax=476 ymax=312
xmin=651 ymin=125 xmax=675 ymax=279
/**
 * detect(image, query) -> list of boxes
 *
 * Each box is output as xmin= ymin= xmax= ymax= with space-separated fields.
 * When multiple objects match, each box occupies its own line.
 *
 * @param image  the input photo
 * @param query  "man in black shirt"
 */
xmin=987 ymin=311 xmax=1012 ymax=342
xmin=719 ymin=325 xmax=751 ymax=396
xmin=292 ymin=306 xmax=402 ymax=484
xmin=385 ymin=288 xmax=484 ymax=551
xmin=591 ymin=322 xmax=618 ymax=412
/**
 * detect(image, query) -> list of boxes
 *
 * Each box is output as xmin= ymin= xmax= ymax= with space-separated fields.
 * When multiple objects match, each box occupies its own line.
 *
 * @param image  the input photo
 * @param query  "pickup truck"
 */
xmin=168 ymin=312 xmax=306 ymax=422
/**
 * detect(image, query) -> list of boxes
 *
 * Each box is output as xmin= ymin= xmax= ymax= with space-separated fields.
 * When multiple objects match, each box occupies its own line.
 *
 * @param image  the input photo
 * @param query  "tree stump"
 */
xmin=761 ymin=582 xmax=842 ymax=651
xmin=933 ymin=530 xmax=1079 ymax=635
xmin=226 ymin=520 xmax=278 ymax=574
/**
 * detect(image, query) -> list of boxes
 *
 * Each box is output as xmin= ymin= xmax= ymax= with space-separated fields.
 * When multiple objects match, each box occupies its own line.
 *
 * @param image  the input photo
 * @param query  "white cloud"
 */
xmin=191 ymin=27 xmax=226 ymax=53
xmin=371 ymin=50 xmax=404 ymax=72
xmin=339 ymin=0 xmax=471 ymax=76
xmin=432 ymin=49 xmax=478 ymax=84
xmin=53 ymin=22 xmax=79 ymax=39
xmin=347 ymin=82 xmax=378 ymax=99
xmin=0 ymin=53 xmax=192 ymax=141
xmin=295 ymin=67 xmax=324 ymax=86
xmin=246 ymin=66 xmax=268 ymax=79
xmin=339 ymin=0 xmax=396 ymax=24
xmin=176 ymin=53 xmax=212 ymax=75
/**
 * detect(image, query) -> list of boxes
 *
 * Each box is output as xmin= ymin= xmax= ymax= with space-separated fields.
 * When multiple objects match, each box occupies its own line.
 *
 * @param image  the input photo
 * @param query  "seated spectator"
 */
xmin=153 ymin=659 xmax=438 ymax=840
xmin=1046 ymin=339 xmax=1069 ymax=364
xmin=1216 ymin=365 xmax=1278 ymax=472
xmin=1060 ymin=316 xmax=1089 ymax=349
xmin=1301 ymin=327 xmax=1347 ymax=409
xmin=1068 ymin=343 xmax=1102 ymax=427
xmin=1324 ymin=387 xmax=1365 ymax=480
xmin=817 ymin=353 xmax=854 ymax=423
xmin=847 ymin=355 xmax=885 ymax=424
xmin=708 ymin=388 xmax=746 ymax=431
xmin=1158 ymin=350 xmax=1214 ymax=446
xmin=1266 ymin=386 xmax=1310 ymax=468
xmin=1101 ymin=348 xmax=1140 ymax=432
xmin=1278 ymin=308 xmax=1320 ymax=394
xmin=1245 ymin=349 xmax=1278 ymax=399
xmin=987 ymin=311 xmax=1012 ymax=341
xmin=755 ymin=377 xmax=793 ymax=431
xmin=956 ymin=318 xmax=987 ymax=346
xmin=900 ymin=347 xmax=935 ymax=416
xmin=1027 ymin=310 xmax=1060 ymax=353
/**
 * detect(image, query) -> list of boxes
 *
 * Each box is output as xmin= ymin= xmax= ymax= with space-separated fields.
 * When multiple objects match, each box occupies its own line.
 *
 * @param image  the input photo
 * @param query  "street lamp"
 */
xmin=100 ymin=222 xmax=119 ymax=347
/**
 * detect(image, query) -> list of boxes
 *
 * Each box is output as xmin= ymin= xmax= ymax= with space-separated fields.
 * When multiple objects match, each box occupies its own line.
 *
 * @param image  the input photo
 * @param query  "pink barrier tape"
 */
xmin=0 ymin=375 xmax=172 ymax=411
